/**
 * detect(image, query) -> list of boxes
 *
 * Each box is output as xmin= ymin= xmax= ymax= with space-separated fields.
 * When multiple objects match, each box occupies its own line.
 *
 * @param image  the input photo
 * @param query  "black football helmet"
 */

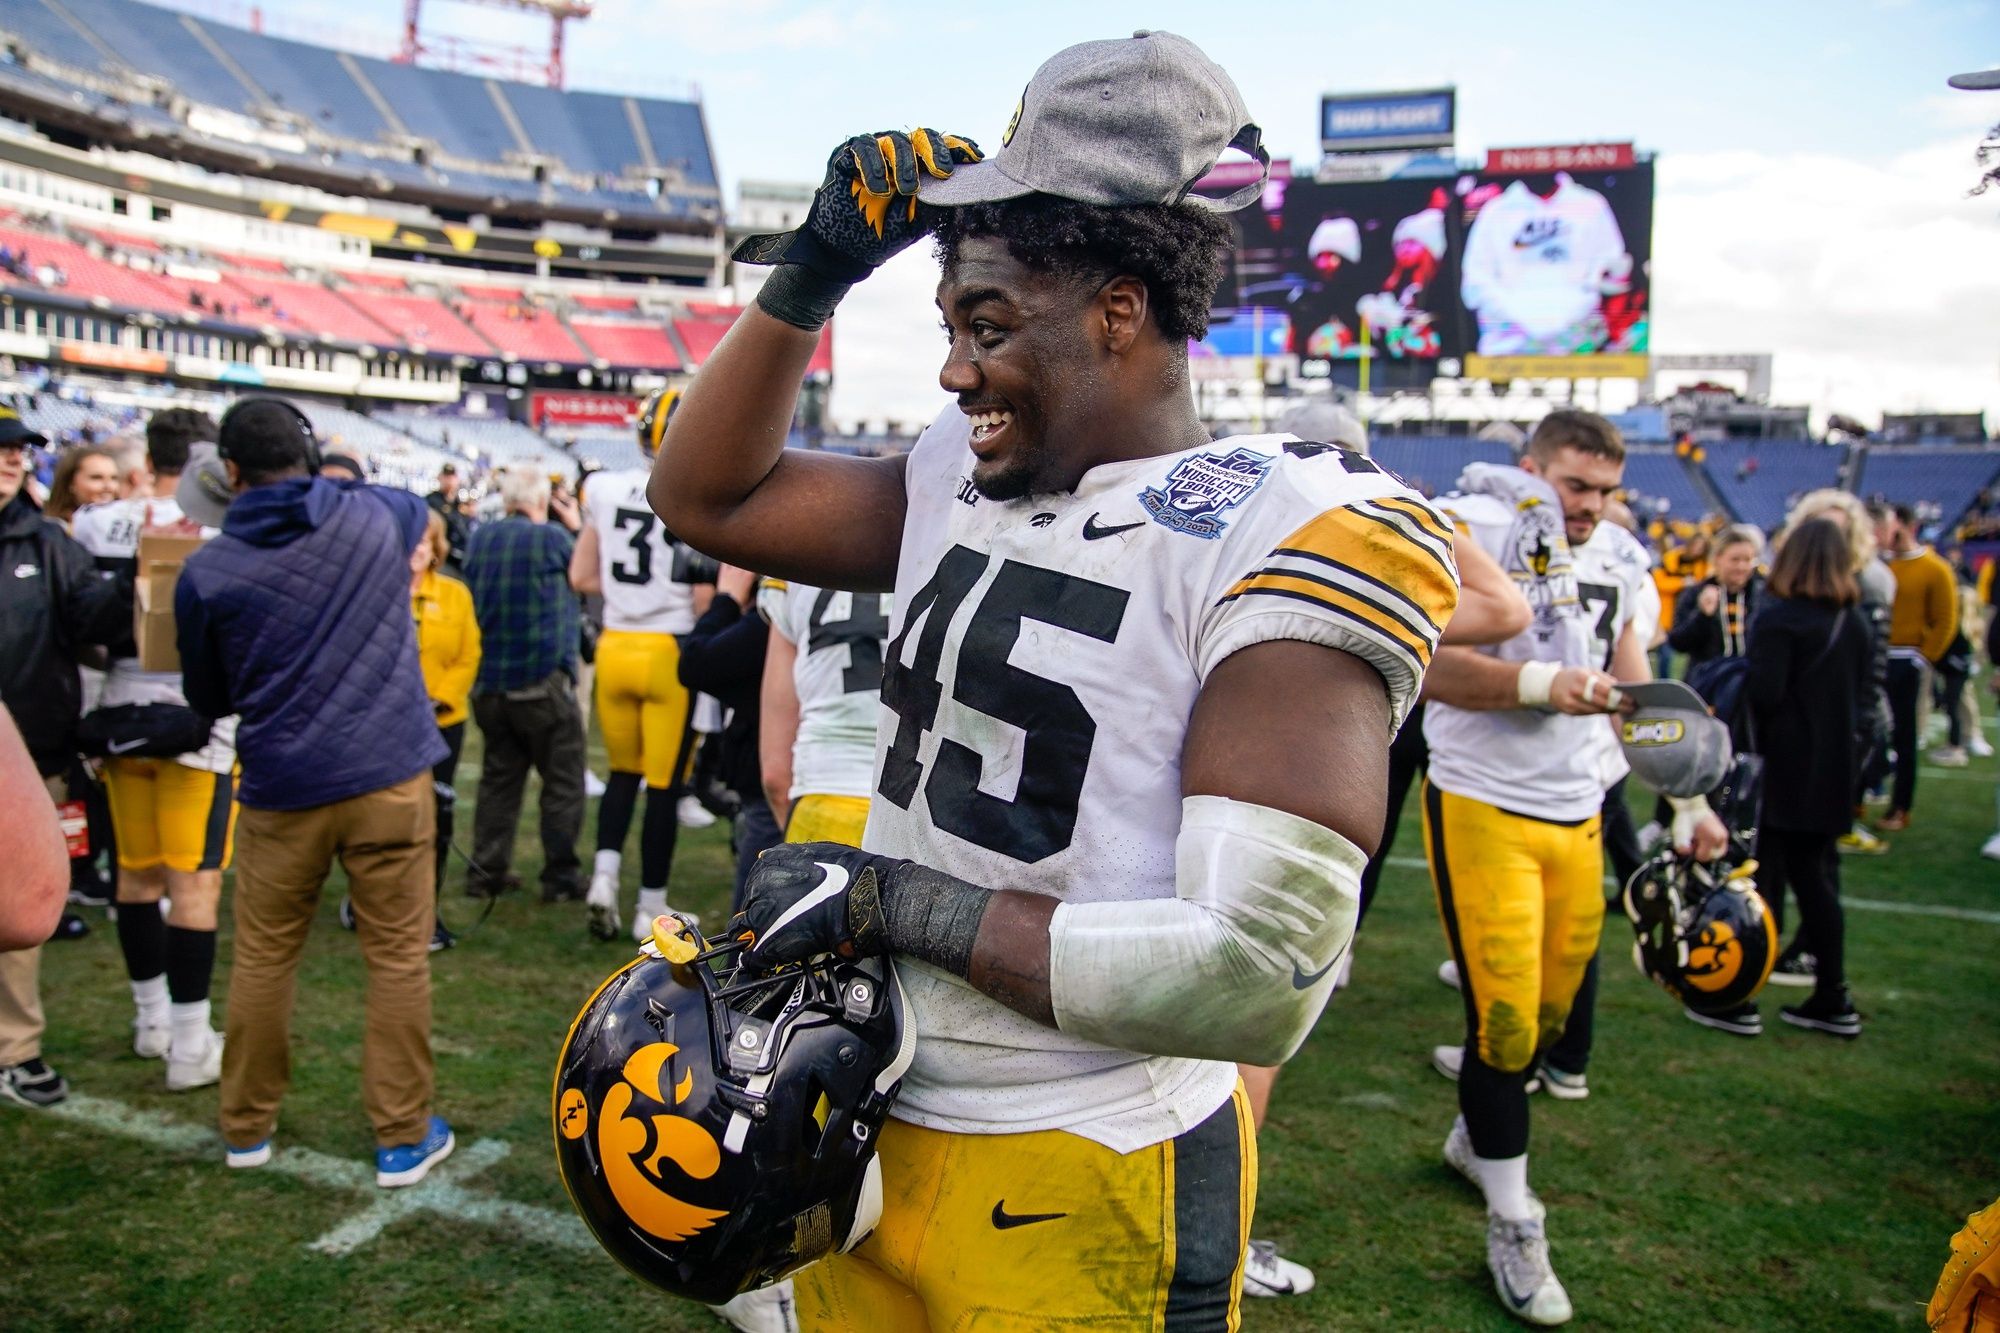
xmin=636 ymin=388 xmax=681 ymax=459
xmin=553 ymin=915 xmax=913 ymax=1304
xmin=1621 ymin=848 xmax=1778 ymax=1015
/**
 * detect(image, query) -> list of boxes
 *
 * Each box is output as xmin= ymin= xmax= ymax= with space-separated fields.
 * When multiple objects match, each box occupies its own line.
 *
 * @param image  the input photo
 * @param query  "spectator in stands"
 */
xmin=463 ymin=463 xmax=587 ymax=903
xmin=1870 ymin=501 xmax=1959 ymax=831
xmin=43 ymin=444 xmax=120 ymax=526
xmin=426 ymin=463 xmax=470 ymax=572
xmin=1747 ymin=518 xmax=1871 ymax=1038
xmin=0 ymin=406 xmax=127 ymax=1108
xmin=675 ymin=564 xmax=774 ymax=907
xmin=1670 ymin=525 xmax=1767 ymax=671
xmin=175 ymin=399 xmax=453 ymax=1184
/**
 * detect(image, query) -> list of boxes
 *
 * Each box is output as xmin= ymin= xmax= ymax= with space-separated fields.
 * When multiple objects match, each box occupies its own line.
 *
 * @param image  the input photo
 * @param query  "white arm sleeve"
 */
xmin=1046 ymin=794 xmax=1365 ymax=1067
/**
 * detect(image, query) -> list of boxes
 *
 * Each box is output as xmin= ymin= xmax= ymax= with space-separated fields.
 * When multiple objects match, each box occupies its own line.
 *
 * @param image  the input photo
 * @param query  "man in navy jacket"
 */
xmin=176 ymin=399 xmax=454 ymax=1188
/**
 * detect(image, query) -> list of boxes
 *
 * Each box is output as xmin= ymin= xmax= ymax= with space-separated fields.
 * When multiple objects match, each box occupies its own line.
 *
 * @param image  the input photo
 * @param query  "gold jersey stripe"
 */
xmin=1371 ymin=494 xmax=1455 ymax=545
xmin=1223 ymin=573 xmax=1437 ymax=668
xmin=1257 ymin=506 xmax=1460 ymax=633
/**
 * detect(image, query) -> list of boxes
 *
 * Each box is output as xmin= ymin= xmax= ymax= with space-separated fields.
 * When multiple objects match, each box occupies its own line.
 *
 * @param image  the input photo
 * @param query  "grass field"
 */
xmin=6 ymin=722 xmax=1999 ymax=1332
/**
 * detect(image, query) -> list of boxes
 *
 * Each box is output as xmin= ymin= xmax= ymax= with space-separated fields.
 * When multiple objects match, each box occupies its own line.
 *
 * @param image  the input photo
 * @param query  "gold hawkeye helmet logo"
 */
xmin=1003 ymin=91 xmax=1024 ymax=147
xmin=1684 ymin=920 xmax=1742 ymax=992
xmin=585 ymin=1042 xmax=727 ymax=1243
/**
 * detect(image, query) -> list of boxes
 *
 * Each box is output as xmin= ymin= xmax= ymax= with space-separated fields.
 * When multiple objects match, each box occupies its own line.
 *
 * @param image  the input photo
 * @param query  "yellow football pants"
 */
xmin=594 ymin=629 xmax=693 ymax=789
xmin=797 ymin=1085 xmax=1255 ymax=1332
xmin=1422 ymin=781 xmax=1604 ymax=1073
xmin=103 ymin=757 xmax=237 ymax=873
xmin=783 ymin=794 xmax=870 ymax=848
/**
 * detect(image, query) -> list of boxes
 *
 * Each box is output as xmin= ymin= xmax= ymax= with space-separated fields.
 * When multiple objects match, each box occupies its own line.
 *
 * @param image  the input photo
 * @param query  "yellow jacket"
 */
xmin=413 ymin=569 xmax=480 ymax=728
xmin=1886 ymin=547 xmax=1960 ymax=662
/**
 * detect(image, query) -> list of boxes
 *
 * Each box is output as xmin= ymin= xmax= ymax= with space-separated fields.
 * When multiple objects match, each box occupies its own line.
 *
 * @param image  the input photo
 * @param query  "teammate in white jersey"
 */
xmin=569 ymin=390 xmax=712 ymax=942
xmin=757 ymin=580 xmax=893 ymax=848
xmin=69 ymin=408 xmax=237 ymax=1092
xmin=1420 ymin=411 xmax=1723 ymax=1325
xmin=648 ymin=33 xmax=1460 ymax=1330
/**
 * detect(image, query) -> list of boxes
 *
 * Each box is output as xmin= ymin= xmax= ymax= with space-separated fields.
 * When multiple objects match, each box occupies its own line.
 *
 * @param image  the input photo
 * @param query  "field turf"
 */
xmin=6 ymin=726 xmax=1998 ymax=1331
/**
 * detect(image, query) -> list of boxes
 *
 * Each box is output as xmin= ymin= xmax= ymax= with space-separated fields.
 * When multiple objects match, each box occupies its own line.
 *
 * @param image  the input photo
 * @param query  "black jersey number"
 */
xmin=878 ymin=546 xmax=1129 ymax=864
xmin=1578 ymin=581 xmax=1620 ymax=671
xmin=808 ymin=590 xmax=890 ymax=694
xmin=611 ymin=507 xmax=655 ymax=585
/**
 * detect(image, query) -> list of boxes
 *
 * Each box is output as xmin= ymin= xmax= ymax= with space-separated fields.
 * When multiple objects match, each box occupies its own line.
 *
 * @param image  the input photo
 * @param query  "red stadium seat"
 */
xmin=570 ymin=320 xmax=681 ymax=370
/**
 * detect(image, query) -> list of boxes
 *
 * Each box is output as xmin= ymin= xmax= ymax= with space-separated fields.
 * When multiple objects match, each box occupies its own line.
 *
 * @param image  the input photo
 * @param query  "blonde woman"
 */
xmin=410 ymin=510 xmax=480 ymax=948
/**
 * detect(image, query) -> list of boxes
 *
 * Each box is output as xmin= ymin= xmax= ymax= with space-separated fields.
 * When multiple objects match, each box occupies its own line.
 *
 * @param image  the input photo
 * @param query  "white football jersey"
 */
xmin=1571 ymin=519 xmax=1654 ymax=790
xmin=583 ymin=468 xmax=701 ymax=634
xmin=1423 ymin=464 xmax=1606 ymax=823
xmin=866 ymin=410 xmax=1459 ymax=1151
xmin=1462 ymin=178 xmax=1627 ymax=353
xmin=70 ymin=496 xmax=237 ymax=773
xmin=760 ymin=580 xmax=892 ymax=801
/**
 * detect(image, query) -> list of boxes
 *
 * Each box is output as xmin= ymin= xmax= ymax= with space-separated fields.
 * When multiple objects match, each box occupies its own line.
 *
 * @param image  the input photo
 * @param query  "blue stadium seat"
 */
xmin=1700 ymin=441 xmax=1846 ymax=531
xmin=2 ymin=0 xmax=124 ymax=77
xmin=198 ymin=25 xmax=388 ymax=141
xmin=635 ymin=98 xmax=718 ymax=190
xmin=1619 ymin=449 xmax=1711 ymax=521
xmin=1856 ymin=448 xmax=2000 ymax=530
xmin=61 ymin=0 xmax=257 ymax=115
xmin=1369 ymin=436 xmax=1513 ymax=498
xmin=356 ymin=58 xmax=519 ymax=164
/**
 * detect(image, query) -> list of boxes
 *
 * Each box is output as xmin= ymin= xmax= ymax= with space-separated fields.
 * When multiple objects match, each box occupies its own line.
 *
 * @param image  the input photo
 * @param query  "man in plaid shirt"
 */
xmin=463 ymin=465 xmax=587 ymax=902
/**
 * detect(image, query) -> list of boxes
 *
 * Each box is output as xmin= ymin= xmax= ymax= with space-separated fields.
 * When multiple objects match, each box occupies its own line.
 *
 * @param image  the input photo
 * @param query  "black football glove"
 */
xmin=733 ymin=129 xmax=982 ymax=284
xmin=732 ymin=842 xmax=909 ymax=973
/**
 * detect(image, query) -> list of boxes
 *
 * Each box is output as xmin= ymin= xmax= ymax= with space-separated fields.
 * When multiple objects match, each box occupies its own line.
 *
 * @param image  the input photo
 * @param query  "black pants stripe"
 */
xmin=196 ymin=767 xmax=235 ymax=872
xmin=1544 ymin=775 xmax=1648 ymax=1075
xmin=1164 ymin=1091 xmax=1249 ymax=1330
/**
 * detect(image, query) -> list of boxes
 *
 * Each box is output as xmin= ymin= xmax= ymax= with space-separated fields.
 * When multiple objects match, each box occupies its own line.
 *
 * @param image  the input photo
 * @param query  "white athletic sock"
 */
xmin=169 ymin=1000 xmax=212 ymax=1058
xmin=131 ymin=975 xmax=168 ymax=1022
xmin=1472 ymin=1152 xmax=1534 ymax=1220
xmin=594 ymin=849 xmax=622 ymax=879
xmin=635 ymin=887 xmax=668 ymax=924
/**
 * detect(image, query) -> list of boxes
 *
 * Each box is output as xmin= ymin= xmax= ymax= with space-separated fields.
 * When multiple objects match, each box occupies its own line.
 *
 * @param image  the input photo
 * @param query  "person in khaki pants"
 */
xmin=174 ymin=401 xmax=453 ymax=1188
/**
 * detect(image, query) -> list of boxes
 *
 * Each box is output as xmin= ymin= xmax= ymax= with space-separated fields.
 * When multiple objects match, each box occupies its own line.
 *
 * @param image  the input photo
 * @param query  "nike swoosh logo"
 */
xmin=1292 ymin=953 xmax=1337 ymax=990
xmin=762 ymin=863 xmax=850 ymax=942
xmin=1081 ymin=514 xmax=1144 ymax=541
xmin=106 ymin=738 xmax=149 ymax=754
xmin=991 ymin=1201 xmax=1067 ymax=1230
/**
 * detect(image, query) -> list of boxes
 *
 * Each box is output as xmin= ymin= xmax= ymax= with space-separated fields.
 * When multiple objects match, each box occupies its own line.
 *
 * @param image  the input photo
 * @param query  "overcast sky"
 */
xmin=173 ymin=0 xmax=2000 ymax=429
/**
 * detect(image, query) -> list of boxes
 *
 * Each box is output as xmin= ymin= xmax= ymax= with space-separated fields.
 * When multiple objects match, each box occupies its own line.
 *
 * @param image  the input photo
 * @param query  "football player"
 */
xmin=569 ymin=390 xmax=713 ymax=942
xmin=69 ymin=408 xmax=237 ymax=1091
xmin=1419 ymin=410 xmax=1725 ymax=1325
xmin=650 ymin=33 xmax=1459 ymax=1331
xmin=758 ymin=580 xmax=893 ymax=848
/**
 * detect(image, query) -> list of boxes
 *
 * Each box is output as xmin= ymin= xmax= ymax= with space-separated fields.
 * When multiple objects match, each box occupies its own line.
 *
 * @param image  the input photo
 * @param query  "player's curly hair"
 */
xmin=933 ymin=195 xmax=1232 ymax=344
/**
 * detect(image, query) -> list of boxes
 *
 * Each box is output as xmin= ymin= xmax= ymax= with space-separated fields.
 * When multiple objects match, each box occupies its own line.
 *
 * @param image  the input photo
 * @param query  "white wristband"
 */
xmin=1516 ymin=660 xmax=1561 ymax=708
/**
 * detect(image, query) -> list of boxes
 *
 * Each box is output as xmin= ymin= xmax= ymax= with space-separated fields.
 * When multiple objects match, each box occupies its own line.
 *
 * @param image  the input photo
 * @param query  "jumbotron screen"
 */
xmin=1451 ymin=160 xmax=1654 ymax=372
xmin=1212 ymin=160 xmax=1655 ymax=378
xmin=1219 ymin=176 xmax=1455 ymax=367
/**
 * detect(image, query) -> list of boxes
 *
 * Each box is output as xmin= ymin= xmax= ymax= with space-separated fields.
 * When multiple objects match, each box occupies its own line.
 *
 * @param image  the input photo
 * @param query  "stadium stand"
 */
xmin=0 ymin=223 xmax=181 ymax=315
xmin=569 ymin=321 xmax=681 ymax=370
xmin=1700 ymin=440 xmax=1847 ymax=530
xmin=460 ymin=298 xmax=587 ymax=364
xmin=342 ymin=288 xmax=494 ymax=358
xmin=1856 ymin=447 xmax=2000 ymax=531
xmin=221 ymin=270 xmax=394 ymax=346
xmin=1619 ymin=448 xmax=1713 ymax=521
xmin=1370 ymin=436 xmax=1515 ymax=498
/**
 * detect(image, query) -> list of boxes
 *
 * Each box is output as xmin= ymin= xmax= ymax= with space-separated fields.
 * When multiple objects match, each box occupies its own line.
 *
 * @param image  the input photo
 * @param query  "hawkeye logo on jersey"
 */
xmin=1139 ymin=447 xmax=1272 ymax=541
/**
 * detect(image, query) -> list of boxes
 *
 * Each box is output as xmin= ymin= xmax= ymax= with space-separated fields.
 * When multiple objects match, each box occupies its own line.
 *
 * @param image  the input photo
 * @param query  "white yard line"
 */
xmin=41 ymin=1094 xmax=594 ymax=1256
xmin=1380 ymin=857 xmax=2000 ymax=924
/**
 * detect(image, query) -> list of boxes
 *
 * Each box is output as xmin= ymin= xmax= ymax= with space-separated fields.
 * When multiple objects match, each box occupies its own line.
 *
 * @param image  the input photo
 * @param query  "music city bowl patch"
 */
xmin=1139 ymin=447 xmax=1273 ymax=540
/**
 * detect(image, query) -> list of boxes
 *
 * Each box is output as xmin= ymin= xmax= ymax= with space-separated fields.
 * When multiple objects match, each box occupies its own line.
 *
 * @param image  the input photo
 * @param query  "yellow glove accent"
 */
xmin=911 ymin=129 xmax=982 ymax=177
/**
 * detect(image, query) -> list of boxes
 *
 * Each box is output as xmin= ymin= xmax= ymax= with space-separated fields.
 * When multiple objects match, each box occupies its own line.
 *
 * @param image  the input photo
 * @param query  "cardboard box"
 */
xmin=134 ymin=530 xmax=206 ymax=673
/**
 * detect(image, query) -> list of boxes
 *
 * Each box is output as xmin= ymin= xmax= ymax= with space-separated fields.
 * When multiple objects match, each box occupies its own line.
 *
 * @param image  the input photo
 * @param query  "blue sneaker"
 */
xmin=225 ymin=1138 xmax=272 ymax=1169
xmin=375 ymin=1115 xmax=453 ymax=1188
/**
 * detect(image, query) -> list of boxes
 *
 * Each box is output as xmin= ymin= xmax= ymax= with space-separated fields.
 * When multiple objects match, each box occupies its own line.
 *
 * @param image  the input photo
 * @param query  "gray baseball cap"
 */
xmin=175 ymin=443 xmax=236 ymax=530
xmin=919 ymin=30 xmax=1268 ymax=212
xmin=1618 ymin=680 xmax=1733 ymax=798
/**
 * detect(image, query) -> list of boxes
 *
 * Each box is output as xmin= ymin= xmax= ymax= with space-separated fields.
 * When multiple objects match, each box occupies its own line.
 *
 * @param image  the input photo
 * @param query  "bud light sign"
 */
xmin=1319 ymin=89 xmax=1456 ymax=153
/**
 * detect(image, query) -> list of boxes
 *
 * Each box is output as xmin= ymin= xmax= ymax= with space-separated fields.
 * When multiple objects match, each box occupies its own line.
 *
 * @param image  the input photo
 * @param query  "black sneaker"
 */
xmin=0 ymin=1058 xmax=70 ymax=1108
xmin=1767 ymin=953 xmax=1817 ymax=988
xmin=51 ymin=910 xmax=89 ymax=941
xmin=1685 ymin=1002 xmax=1762 ymax=1037
xmin=1781 ymin=992 xmax=1862 ymax=1038
xmin=429 ymin=920 xmax=456 ymax=953
xmin=67 ymin=881 xmax=113 ymax=909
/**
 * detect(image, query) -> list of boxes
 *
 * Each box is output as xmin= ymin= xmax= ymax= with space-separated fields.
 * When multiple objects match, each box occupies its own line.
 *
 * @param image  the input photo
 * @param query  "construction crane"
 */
xmin=399 ymin=0 xmax=594 ymax=90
